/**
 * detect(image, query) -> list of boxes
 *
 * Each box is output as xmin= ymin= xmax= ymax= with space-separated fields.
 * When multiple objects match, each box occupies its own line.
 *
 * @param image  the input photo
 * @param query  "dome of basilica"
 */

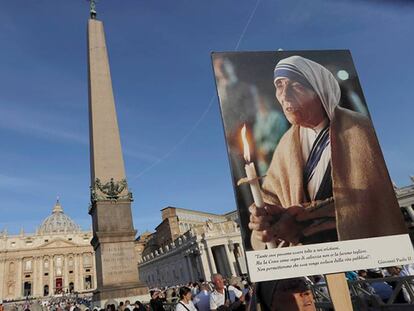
xmin=38 ymin=200 xmax=81 ymax=234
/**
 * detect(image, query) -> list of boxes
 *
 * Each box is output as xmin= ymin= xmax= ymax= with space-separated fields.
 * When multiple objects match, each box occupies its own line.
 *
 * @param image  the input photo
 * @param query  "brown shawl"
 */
xmin=256 ymin=107 xmax=406 ymax=248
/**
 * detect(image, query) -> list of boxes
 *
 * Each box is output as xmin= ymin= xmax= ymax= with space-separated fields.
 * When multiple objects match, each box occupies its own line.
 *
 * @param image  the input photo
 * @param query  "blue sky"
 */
xmin=0 ymin=0 xmax=413 ymax=235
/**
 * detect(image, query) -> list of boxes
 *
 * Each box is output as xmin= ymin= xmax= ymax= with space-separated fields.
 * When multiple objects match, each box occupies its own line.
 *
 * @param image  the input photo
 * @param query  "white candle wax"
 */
xmin=245 ymin=163 xmax=264 ymax=208
xmin=245 ymin=162 xmax=277 ymax=249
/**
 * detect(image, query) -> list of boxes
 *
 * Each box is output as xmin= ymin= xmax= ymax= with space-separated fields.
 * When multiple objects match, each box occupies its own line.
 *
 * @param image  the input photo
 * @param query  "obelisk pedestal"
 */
xmin=87 ymin=18 xmax=148 ymax=305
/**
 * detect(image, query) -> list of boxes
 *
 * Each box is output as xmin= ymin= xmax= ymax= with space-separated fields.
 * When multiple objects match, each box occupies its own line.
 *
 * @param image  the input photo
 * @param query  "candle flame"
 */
xmin=241 ymin=124 xmax=250 ymax=162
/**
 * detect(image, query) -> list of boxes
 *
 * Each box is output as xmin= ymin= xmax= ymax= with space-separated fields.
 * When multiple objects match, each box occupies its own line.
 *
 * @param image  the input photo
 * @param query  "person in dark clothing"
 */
xmin=150 ymin=290 xmax=165 ymax=311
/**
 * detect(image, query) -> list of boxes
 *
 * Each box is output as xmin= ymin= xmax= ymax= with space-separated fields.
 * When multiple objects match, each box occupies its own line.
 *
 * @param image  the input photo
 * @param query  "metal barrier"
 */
xmin=311 ymin=276 xmax=414 ymax=310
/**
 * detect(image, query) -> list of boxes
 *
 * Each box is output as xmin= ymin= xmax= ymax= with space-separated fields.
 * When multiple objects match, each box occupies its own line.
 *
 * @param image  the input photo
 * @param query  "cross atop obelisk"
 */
xmin=88 ymin=0 xmax=97 ymax=19
xmin=87 ymin=5 xmax=148 ymax=306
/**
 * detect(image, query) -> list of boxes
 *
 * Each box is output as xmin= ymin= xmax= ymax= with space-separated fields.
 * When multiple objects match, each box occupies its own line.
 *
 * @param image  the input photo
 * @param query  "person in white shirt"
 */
xmin=210 ymin=274 xmax=244 ymax=310
xmin=124 ymin=300 xmax=133 ymax=311
xmin=175 ymin=286 xmax=197 ymax=311
xmin=227 ymin=277 xmax=243 ymax=304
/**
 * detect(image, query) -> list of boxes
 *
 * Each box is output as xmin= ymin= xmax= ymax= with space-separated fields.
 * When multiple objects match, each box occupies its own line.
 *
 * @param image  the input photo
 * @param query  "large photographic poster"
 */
xmin=212 ymin=50 xmax=414 ymax=282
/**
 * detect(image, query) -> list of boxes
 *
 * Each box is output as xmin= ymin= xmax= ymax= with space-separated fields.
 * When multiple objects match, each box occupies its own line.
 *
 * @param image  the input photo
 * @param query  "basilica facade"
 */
xmin=0 ymin=200 xmax=96 ymax=300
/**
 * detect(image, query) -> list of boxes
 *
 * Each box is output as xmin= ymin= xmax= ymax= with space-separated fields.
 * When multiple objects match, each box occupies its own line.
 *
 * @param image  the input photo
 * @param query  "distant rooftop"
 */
xmin=161 ymin=205 xmax=236 ymax=217
xmin=395 ymin=177 xmax=414 ymax=198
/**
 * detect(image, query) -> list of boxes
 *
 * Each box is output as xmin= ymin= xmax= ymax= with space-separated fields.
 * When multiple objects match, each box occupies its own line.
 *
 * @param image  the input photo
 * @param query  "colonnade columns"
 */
xmin=206 ymin=245 xmax=217 ymax=274
xmin=33 ymin=257 xmax=40 ymax=296
xmin=225 ymin=244 xmax=237 ymax=277
xmin=40 ymin=257 xmax=44 ymax=296
xmin=239 ymin=244 xmax=248 ymax=274
xmin=405 ymin=206 xmax=414 ymax=222
xmin=49 ymin=257 xmax=54 ymax=295
xmin=91 ymin=253 xmax=97 ymax=289
xmin=16 ymin=259 xmax=23 ymax=298
xmin=195 ymin=255 xmax=204 ymax=280
xmin=238 ymin=243 xmax=245 ymax=256
xmin=64 ymin=256 xmax=69 ymax=291
xmin=80 ymin=254 xmax=84 ymax=290
xmin=32 ymin=258 xmax=37 ymax=296
xmin=199 ymin=245 xmax=212 ymax=280
xmin=185 ymin=255 xmax=195 ymax=282
xmin=235 ymin=248 xmax=243 ymax=275
xmin=0 ymin=259 xmax=4 ymax=298
xmin=74 ymin=254 xmax=80 ymax=291
xmin=41 ymin=257 xmax=46 ymax=296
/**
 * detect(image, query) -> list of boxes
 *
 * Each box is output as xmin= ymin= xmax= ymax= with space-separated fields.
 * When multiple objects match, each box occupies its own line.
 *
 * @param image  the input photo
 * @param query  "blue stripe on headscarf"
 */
xmin=274 ymin=64 xmax=314 ymax=91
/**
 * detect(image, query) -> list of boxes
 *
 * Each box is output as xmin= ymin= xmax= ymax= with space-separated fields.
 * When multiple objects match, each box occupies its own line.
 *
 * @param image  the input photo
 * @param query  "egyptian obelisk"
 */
xmin=87 ymin=2 xmax=148 ymax=305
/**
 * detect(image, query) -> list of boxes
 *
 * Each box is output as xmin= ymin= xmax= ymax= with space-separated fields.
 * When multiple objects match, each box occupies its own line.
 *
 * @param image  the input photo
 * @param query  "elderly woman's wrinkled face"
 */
xmin=275 ymin=77 xmax=327 ymax=128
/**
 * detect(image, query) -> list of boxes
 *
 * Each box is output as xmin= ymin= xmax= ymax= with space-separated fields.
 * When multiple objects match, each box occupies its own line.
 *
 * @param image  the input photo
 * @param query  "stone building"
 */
xmin=0 ymin=200 xmax=96 ymax=300
xmin=396 ymin=176 xmax=414 ymax=237
xmin=137 ymin=207 xmax=247 ymax=288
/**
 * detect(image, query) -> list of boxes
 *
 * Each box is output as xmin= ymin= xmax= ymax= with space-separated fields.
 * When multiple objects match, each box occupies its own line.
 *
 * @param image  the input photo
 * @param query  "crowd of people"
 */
xmin=144 ymin=265 xmax=414 ymax=310
xmin=0 ymin=295 xmax=92 ymax=311
xmin=146 ymin=274 xmax=252 ymax=311
xmin=2 ymin=265 xmax=413 ymax=311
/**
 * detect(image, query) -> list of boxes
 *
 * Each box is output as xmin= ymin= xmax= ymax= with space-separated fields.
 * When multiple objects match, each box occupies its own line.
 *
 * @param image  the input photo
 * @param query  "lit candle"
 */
xmin=241 ymin=125 xmax=276 ymax=249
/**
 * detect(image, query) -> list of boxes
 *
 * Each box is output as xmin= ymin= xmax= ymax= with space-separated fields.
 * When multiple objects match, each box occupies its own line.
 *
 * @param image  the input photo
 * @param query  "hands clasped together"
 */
xmin=248 ymin=199 xmax=336 ymax=245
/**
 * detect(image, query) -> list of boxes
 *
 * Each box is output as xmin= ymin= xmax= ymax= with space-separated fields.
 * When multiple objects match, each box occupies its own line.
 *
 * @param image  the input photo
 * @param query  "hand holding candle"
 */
xmin=240 ymin=125 xmax=277 ymax=249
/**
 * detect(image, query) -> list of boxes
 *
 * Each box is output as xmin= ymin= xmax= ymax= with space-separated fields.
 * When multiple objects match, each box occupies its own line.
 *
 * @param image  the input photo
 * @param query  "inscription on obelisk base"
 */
xmin=87 ymin=13 xmax=149 ymax=306
xmin=90 ymin=201 xmax=148 ymax=304
xmin=102 ymin=244 xmax=137 ymax=280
